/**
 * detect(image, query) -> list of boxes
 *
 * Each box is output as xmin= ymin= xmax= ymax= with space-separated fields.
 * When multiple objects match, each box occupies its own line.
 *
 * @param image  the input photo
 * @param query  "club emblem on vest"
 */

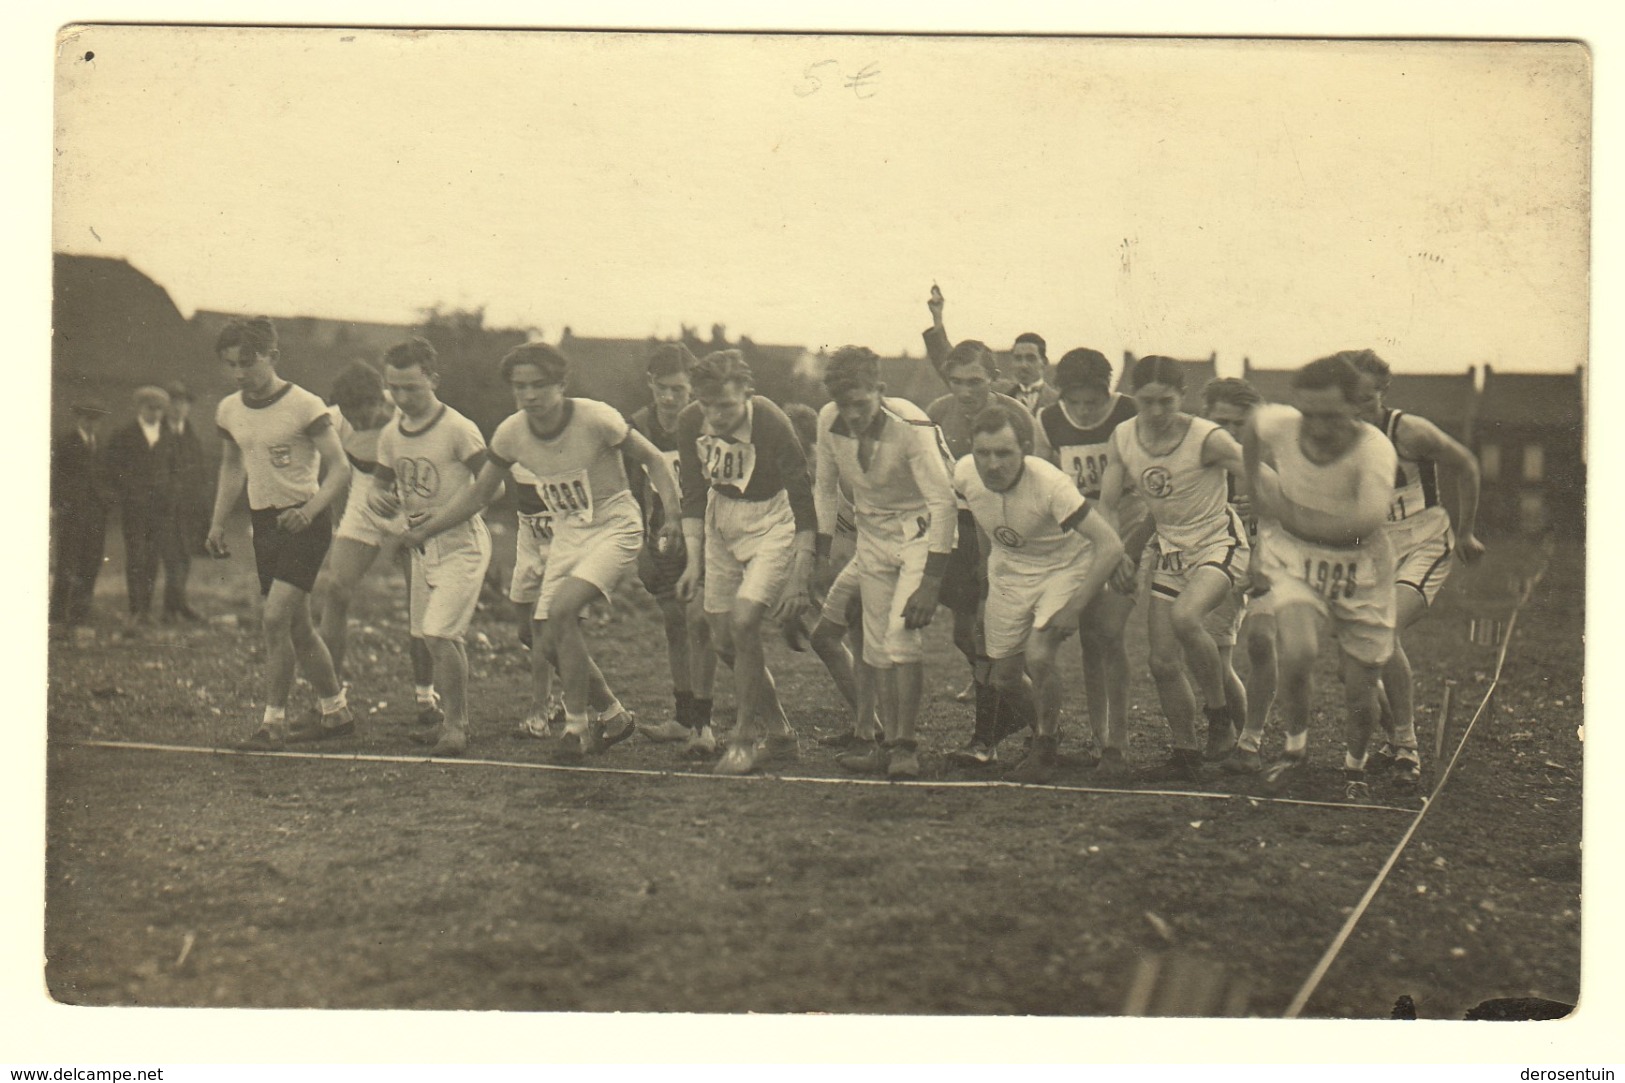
xmin=993 ymin=526 xmax=1024 ymax=548
xmin=1141 ymin=465 xmax=1174 ymax=498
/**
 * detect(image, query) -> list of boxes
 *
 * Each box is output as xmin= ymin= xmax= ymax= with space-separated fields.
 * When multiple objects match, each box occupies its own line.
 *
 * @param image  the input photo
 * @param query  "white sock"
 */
xmin=415 ymin=684 xmax=437 ymax=705
xmin=1237 ymin=732 xmax=1262 ymax=753
xmin=1284 ymin=731 xmax=1307 ymax=756
xmin=598 ymin=696 xmax=624 ymax=720
xmin=263 ymin=706 xmax=287 ymax=727
xmin=564 ymin=711 xmax=590 ymax=735
xmin=319 ymin=689 xmax=348 ymax=714
xmin=1345 ymin=751 xmax=1368 ymax=771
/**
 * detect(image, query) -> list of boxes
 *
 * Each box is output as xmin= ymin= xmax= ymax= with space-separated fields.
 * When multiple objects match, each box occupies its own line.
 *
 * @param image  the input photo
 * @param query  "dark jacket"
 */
xmin=167 ymin=419 xmax=213 ymax=547
xmin=105 ymin=419 xmax=180 ymax=520
xmin=50 ymin=428 xmax=111 ymax=517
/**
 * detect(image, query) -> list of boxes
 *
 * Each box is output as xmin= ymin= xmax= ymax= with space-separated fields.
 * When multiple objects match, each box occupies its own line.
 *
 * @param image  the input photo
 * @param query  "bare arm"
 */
xmin=622 ymin=429 xmax=683 ymax=543
xmin=1070 ymin=506 xmax=1125 ymax=610
xmin=206 ymin=437 xmax=248 ymax=556
xmin=279 ymin=422 xmax=351 ymax=533
xmin=403 ymin=458 xmax=508 ymax=547
xmin=1201 ymin=426 xmax=1246 ymax=478
xmin=1399 ymin=415 xmax=1485 ymax=561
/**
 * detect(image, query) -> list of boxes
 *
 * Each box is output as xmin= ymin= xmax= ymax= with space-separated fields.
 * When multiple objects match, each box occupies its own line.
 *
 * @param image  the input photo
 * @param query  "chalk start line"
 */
xmin=69 ymin=738 xmax=1419 ymax=815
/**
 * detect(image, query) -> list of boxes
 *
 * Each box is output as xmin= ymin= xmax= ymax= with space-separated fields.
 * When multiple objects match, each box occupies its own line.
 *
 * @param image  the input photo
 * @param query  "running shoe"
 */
xmin=714 ymin=739 xmax=764 ymax=776
xmin=288 ymin=705 xmax=356 ymax=743
xmin=637 ymin=717 xmax=693 ymax=743
xmin=415 ymin=693 xmax=444 ymax=729
xmin=432 ymin=726 xmax=467 ymax=758
xmin=1262 ymin=750 xmax=1309 ymax=793
xmin=516 ymin=714 xmax=557 ymax=740
xmin=760 ymin=733 xmax=801 ymax=768
xmin=236 ymin=726 xmax=285 ymax=751
xmin=885 ymin=741 xmax=920 ymax=780
xmin=1221 ymin=746 xmax=1264 ymax=775
xmin=1094 ymin=747 xmax=1133 ymax=783
xmin=1344 ymin=775 xmax=1373 ymax=802
xmin=945 ymin=741 xmax=999 ymax=767
xmin=836 ymin=740 xmax=889 ymax=775
xmin=683 ymin=726 xmax=718 ymax=759
xmin=594 ymin=710 xmax=637 ymax=751
xmin=554 ymin=727 xmax=590 ymax=763
xmin=1140 ymin=748 xmax=1205 ymax=784
xmin=1203 ymin=708 xmax=1238 ymax=761
xmin=1007 ymin=735 xmax=1059 ymax=784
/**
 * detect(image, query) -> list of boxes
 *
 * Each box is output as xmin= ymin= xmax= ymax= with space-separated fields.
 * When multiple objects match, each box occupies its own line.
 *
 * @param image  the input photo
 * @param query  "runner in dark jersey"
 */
xmin=625 ymin=344 xmax=719 ymax=751
xmin=1037 ymin=348 xmax=1148 ymax=781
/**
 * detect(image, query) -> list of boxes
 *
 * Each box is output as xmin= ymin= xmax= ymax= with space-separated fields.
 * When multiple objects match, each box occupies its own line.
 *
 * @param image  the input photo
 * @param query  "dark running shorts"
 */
xmin=637 ymin=533 xmax=689 ymax=599
xmin=250 ymin=505 xmax=333 ymax=596
xmin=938 ymin=508 xmax=984 ymax=615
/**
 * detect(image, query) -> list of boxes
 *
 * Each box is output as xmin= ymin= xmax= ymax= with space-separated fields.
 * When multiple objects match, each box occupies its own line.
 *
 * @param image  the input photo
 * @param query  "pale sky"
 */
xmin=53 ymin=30 xmax=1587 ymax=374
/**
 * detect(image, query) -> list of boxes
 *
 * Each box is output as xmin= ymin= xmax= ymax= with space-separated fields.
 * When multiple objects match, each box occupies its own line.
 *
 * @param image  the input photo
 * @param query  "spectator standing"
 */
xmin=162 ymin=382 xmax=211 ymax=621
xmin=49 ymin=400 xmax=113 ymax=630
xmin=106 ymin=386 xmax=178 ymax=625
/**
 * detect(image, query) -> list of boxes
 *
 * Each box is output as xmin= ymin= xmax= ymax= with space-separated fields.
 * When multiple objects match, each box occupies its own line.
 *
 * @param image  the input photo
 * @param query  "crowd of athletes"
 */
xmin=103 ymin=286 xmax=1486 ymax=801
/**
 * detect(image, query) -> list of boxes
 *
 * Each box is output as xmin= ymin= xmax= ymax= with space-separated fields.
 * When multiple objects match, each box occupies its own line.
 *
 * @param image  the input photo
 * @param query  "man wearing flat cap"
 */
xmin=161 ymin=382 xmax=210 ymax=621
xmin=49 ymin=399 xmax=113 ymax=629
xmin=106 ymin=386 xmax=180 ymax=625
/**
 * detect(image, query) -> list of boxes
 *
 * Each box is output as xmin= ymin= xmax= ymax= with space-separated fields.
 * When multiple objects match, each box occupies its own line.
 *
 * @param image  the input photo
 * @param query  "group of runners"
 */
xmin=203 ymin=286 xmax=1484 ymax=801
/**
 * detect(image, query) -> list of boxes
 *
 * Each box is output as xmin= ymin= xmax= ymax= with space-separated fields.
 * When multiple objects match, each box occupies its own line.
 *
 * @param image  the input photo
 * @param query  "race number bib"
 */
xmin=1154 ymin=539 xmax=1184 ymax=573
xmin=696 ymin=434 xmax=758 ymax=492
xmin=1302 ymin=556 xmax=1360 ymax=600
xmin=1057 ymin=444 xmax=1109 ymax=496
xmin=534 ymin=468 xmax=596 ymax=524
xmin=660 ymin=448 xmax=681 ymax=476
xmin=518 ymin=511 xmax=555 ymax=544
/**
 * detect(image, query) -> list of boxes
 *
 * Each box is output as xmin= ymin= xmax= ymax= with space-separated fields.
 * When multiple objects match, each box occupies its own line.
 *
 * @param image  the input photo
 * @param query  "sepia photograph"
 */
xmin=37 ymin=16 xmax=1593 ymax=1045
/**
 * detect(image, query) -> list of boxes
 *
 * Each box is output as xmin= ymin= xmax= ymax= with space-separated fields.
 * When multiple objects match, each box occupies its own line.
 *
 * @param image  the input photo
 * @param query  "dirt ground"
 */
xmin=42 ymin=528 xmax=1582 ymax=1017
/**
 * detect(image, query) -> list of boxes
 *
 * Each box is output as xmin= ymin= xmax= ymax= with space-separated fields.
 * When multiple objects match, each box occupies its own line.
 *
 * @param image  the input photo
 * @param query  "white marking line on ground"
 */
xmin=1284 ymin=573 xmax=1541 ymax=1018
xmin=69 ymin=739 xmax=1416 ymax=815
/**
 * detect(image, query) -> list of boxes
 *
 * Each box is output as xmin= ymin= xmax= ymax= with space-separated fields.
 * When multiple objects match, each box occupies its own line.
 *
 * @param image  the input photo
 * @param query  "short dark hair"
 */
xmin=1012 ymin=332 xmax=1047 ymax=362
xmin=216 ymin=316 xmax=278 ymax=358
xmin=384 ymin=336 xmax=439 ymax=377
xmin=1339 ymin=349 xmax=1391 ymax=392
xmin=1202 ymin=377 xmax=1262 ymax=413
xmin=1294 ymin=355 xmax=1365 ymax=401
xmin=970 ymin=402 xmax=1023 ymax=441
xmin=1130 ymin=355 xmax=1186 ymax=392
xmin=645 ymin=342 xmax=697 ymax=379
xmin=942 ymin=339 xmax=998 ymax=379
xmin=823 ymin=345 xmax=883 ymax=398
xmin=691 ymin=349 xmax=754 ymax=396
xmin=782 ymin=402 xmax=819 ymax=453
xmin=500 ymin=342 xmax=569 ymax=386
xmin=328 ymin=361 xmax=386 ymax=412
xmin=1054 ymin=348 xmax=1114 ymax=394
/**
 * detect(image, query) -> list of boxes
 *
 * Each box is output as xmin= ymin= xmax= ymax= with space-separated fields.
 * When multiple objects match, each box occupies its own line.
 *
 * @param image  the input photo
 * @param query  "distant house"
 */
xmin=1120 ymin=351 xmax=1219 ymax=410
xmin=52 ymin=254 xmax=210 ymax=432
xmin=1475 ymin=366 xmax=1585 ymax=539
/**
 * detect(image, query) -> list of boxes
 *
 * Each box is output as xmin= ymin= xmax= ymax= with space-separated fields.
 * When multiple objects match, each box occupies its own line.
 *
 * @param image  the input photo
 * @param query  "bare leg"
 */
xmin=313 ymin=536 xmax=380 ymax=678
xmin=1168 ymin=568 xmax=1235 ymax=710
xmin=1238 ymin=612 xmax=1277 ymax=750
xmin=1146 ymin=597 xmax=1199 ymax=750
xmin=658 ymin=595 xmax=693 ymax=696
xmin=426 ymin=635 xmax=469 ymax=731
xmin=1380 ymin=587 xmax=1429 ymax=754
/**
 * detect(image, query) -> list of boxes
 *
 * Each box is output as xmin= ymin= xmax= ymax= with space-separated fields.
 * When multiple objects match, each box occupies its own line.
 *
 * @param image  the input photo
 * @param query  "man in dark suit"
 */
xmin=106 ymin=386 xmax=179 ymax=624
xmin=49 ymin=400 xmax=112 ymax=629
xmin=161 ymin=382 xmax=211 ymax=621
